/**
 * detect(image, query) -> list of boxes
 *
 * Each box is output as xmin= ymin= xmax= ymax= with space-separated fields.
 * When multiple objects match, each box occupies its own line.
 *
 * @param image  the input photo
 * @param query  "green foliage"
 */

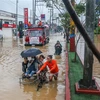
xmin=94 ymin=27 xmax=100 ymax=34
xmin=59 ymin=3 xmax=85 ymax=28
xmin=74 ymin=3 xmax=85 ymax=16
xmin=59 ymin=13 xmax=70 ymax=28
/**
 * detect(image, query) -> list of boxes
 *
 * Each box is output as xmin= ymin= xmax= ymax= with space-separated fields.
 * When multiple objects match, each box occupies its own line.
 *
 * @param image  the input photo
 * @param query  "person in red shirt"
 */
xmin=38 ymin=21 xmax=42 ymax=26
xmin=37 ymin=55 xmax=59 ymax=81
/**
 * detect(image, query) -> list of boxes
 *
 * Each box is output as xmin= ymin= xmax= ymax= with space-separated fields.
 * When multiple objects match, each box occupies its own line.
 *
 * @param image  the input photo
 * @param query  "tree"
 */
xmin=59 ymin=13 xmax=70 ymax=29
xmin=60 ymin=2 xmax=85 ymax=29
xmin=75 ymin=3 xmax=85 ymax=16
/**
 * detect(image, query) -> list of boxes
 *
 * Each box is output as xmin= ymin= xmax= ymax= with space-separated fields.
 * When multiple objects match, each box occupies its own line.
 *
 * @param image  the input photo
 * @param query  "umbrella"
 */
xmin=21 ymin=48 xmax=42 ymax=57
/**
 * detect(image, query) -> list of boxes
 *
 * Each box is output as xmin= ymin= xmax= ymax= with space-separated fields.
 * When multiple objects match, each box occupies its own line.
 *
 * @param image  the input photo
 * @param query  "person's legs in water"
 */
xmin=49 ymin=73 xmax=54 ymax=81
xmin=54 ymin=47 xmax=57 ymax=55
xmin=49 ymin=73 xmax=58 ymax=81
xmin=53 ymin=73 xmax=58 ymax=80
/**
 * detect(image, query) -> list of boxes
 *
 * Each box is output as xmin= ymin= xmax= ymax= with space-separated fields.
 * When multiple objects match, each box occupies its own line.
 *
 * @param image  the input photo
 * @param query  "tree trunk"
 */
xmin=82 ymin=0 xmax=95 ymax=87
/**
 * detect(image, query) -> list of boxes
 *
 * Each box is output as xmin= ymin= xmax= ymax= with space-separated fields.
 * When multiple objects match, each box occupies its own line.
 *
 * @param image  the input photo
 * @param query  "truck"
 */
xmin=24 ymin=26 xmax=50 ymax=46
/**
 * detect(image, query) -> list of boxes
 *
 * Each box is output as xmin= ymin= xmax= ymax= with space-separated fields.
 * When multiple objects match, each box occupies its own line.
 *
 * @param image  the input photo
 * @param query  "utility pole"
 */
xmin=52 ymin=0 xmax=53 ymax=30
xmin=30 ymin=10 xmax=32 ymax=23
xmin=16 ymin=0 xmax=18 ymax=28
xmin=49 ymin=9 xmax=52 ymax=31
xmin=32 ymin=0 xmax=36 ymax=25
xmin=16 ymin=0 xmax=18 ymax=37
xmin=82 ymin=0 xmax=95 ymax=87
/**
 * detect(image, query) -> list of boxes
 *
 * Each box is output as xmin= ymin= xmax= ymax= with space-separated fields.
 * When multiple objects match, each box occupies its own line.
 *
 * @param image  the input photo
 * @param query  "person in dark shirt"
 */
xmin=54 ymin=41 xmax=62 ymax=55
xmin=22 ymin=58 xmax=29 ymax=73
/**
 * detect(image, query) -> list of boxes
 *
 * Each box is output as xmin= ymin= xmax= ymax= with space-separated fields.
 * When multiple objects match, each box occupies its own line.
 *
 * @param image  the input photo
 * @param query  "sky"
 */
xmin=0 ymin=0 xmax=80 ymax=22
xmin=0 ymin=0 xmax=57 ymax=22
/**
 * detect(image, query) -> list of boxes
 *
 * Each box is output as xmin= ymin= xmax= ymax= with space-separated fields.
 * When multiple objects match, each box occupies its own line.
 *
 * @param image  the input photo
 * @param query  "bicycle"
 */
xmin=19 ymin=70 xmax=48 ymax=91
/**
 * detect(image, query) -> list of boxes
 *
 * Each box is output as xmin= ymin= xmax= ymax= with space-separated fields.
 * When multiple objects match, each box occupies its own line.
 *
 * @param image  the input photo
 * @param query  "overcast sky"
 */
xmin=0 ymin=0 xmax=56 ymax=20
xmin=0 ymin=0 xmax=80 ymax=21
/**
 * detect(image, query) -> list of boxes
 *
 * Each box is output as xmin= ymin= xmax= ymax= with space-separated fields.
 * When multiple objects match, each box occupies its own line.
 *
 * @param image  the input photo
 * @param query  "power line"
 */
xmin=37 ymin=3 xmax=42 ymax=15
xmin=9 ymin=0 xmax=23 ymax=10
xmin=0 ymin=0 xmax=23 ymax=11
xmin=51 ymin=0 xmax=63 ymax=15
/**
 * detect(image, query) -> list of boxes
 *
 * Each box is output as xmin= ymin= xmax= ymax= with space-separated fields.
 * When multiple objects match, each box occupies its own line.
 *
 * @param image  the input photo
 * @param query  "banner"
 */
xmin=41 ymin=14 xmax=45 ymax=20
xmin=3 ymin=24 xmax=16 ymax=28
xmin=24 ymin=8 xmax=28 ymax=25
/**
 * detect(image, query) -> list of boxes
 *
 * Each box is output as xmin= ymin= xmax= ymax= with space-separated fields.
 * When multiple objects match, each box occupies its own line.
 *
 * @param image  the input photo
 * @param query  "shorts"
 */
xmin=49 ymin=72 xmax=58 ymax=77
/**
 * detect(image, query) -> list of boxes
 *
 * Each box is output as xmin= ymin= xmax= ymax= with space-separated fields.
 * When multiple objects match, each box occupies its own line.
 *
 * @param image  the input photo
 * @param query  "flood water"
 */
xmin=93 ymin=35 xmax=100 ymax=85
xmin=0 ymin=33 xmax=66 ymax=100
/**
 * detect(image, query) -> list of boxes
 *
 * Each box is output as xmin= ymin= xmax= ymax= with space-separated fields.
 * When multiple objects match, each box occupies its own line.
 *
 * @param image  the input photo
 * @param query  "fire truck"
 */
xmin=24 ymin=26 xmax=50 ymax=46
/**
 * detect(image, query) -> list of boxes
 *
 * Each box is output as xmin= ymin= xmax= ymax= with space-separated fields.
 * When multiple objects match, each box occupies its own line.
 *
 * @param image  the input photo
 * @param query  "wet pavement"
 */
xmin=93 ymin=35 xmax=100 ymax=85
xmin=0 ymin=33 xmax=66 ymax=100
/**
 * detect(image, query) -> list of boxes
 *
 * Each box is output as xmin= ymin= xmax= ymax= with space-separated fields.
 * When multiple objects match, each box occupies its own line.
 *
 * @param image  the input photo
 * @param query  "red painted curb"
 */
xmin=65 ymin=51 xmax=71 ymax=100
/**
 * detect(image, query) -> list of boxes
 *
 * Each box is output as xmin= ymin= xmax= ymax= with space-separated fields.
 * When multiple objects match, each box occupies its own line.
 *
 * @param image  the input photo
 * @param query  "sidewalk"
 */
xmin=65 ymin=46 xmax=71 ymax=100
xmin=67 ymin=49 xmax=100 ymax=100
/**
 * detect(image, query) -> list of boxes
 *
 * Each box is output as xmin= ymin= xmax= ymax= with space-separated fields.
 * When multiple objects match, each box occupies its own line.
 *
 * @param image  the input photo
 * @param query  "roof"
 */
xmin=0 ymin=16 xmax=15 ymax=21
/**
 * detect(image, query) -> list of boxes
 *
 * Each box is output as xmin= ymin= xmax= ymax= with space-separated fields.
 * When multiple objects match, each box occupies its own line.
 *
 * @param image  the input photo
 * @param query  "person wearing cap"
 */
xmin=37 ymin=55 xmax=59 ymax=81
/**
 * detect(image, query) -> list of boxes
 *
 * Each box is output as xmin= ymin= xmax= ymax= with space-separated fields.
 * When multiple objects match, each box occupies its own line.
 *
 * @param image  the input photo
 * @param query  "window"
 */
xmin=30 ymin=30 xmax=43 ymax=37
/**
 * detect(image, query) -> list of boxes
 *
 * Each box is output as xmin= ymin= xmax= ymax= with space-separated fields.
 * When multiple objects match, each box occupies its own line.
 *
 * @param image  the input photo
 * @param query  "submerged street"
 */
xmin=0 ymin=33 xmax=66 ymax=100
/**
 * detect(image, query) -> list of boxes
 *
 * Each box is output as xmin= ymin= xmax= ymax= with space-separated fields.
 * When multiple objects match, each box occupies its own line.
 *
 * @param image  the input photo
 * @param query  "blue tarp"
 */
xmin=69 ymin=33 xmax=75 ymax=38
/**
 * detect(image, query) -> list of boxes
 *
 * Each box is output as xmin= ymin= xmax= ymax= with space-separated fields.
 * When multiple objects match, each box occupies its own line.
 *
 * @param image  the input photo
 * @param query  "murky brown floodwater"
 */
xmin=93 ymin=35 xmax=100 ymax=85
xmin=0 ymin=33 xmax=66 ymax=100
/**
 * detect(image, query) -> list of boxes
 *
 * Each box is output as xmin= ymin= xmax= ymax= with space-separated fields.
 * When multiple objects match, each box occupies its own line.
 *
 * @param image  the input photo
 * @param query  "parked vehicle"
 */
xmin=24 ymin=27 xmax=50 ymax=46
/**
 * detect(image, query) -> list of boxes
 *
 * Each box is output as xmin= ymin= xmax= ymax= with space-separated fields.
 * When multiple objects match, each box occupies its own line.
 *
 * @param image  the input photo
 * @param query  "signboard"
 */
xmin=41 ymin=14 xmax=45 ymax=20
xmin=3 ymin=24 xmax=16 ymax=28
xmin=24 ymin=8 xmax=28 ymax=25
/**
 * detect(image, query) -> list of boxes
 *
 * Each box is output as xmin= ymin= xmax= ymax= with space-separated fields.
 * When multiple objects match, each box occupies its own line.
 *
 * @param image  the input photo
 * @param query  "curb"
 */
xmin=65 ymin=51 xmax=71 ymax=100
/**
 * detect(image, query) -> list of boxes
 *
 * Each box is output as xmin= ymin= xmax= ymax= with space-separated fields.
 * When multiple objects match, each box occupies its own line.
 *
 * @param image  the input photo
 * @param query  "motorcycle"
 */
xmin=55 ymin=45 xmax=62 ymax=55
